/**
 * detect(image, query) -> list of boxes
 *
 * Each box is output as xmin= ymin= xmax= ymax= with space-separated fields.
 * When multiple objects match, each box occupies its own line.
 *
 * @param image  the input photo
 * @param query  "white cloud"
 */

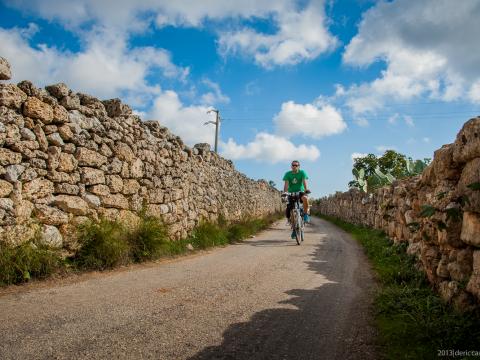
xmin=0 ymin=25 xmax=188 ymax=101
xmin=200 ymin=79 xmax=230 ymax=105
xmin=353 ymin=117 xmax=369 ymax=127
xmin=340 ymin=0 xmax=480 ymax=113
xmin=7 ymin=0 xmax=336 ymax=68
xmin=388 ymin=113 xmax=399 ymax=125
xmin=404 ymin=115 xmax=414 ymax=127
xmin=423 ymin=137 xmax=431 ymax=143
xmin=148 ymin=90 xmax=216 ymax=146
xmin=351 ymin=152 xmax=368 ymax=162
xmin=469 ymin=80 xmax=480 ymax=103
xmin=274 ymin=101 xmax=346 ymax=139
xmin=218 ymin=1 xmax=338 ymax=68
xmin=220 ymin=133 xmax=320 ymax=163
xmin=245 ymin=80 xmax=260 ymax=96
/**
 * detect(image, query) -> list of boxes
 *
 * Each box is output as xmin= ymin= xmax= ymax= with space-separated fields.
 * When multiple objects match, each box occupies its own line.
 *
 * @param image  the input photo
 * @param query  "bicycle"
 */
xmin=283 ymin=191 xmax=308 ymax=245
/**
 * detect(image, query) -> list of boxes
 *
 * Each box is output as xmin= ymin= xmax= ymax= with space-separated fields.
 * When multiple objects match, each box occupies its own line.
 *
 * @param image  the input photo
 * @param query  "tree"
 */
xmin=268 ymin=180 xmax=276 ymax=188
xmin=349 ymin=150 xmax=430 ymax=192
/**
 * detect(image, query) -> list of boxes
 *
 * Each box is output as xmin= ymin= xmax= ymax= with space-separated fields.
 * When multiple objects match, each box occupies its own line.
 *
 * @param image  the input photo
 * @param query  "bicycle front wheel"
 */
xmin=294 ymin=209 xmax=301 ymax=245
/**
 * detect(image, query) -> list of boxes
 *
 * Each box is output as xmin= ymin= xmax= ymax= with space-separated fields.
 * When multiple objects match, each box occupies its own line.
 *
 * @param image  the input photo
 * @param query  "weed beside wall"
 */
xmin=0 ymin=212 xmax=282 ymax=286
xmin=313 ymin=117 xmax=480 ymax=310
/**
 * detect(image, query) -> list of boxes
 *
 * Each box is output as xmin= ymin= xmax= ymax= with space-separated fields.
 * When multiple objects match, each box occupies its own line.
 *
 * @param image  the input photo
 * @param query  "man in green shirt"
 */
xmin=283 ymin=160 xmax=310 ymax=233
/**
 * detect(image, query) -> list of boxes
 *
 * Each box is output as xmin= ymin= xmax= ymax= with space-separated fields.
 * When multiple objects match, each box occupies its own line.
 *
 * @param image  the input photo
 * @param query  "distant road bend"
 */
xmin=0 ymin=217 xmax=377 ymax=360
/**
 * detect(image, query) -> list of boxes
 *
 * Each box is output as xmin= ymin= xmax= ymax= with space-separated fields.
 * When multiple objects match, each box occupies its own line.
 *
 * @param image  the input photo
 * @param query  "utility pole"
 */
xmin=205 ymin=109 xmax=220 ymax=153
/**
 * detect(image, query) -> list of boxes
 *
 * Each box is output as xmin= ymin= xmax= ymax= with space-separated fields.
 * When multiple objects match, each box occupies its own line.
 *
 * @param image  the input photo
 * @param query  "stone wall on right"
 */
xmin=314 ymin=117 xmax=480 ymax=310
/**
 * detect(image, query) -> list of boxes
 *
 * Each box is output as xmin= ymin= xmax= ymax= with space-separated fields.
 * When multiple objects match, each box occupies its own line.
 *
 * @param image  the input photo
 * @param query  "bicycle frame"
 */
xmin=285 ymin=192 xmax=304 ymax=245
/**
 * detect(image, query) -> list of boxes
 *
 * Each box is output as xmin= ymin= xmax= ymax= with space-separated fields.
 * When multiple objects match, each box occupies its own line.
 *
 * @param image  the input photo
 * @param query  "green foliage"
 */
xmin=75 ymin=219 xmax=130 ymax=270
xmin=2 ymin=212 xmax=282 ymax=286
xmin=315 ymin=213 xmax=480 ymax=360
xmin=268 ymin=180 xmax=277 ymax=188
xmin=0 ymin=241 xmax=62 ymax=286
xmin=468 ymin=182 xmax=480 ymax=191
xmin=128 ymin=215 xmax=169 ymax=261
xmin=420 ymin=205 xmax=436 ymax=218
xmin=349 ymin=150 xmax=430 ymax=192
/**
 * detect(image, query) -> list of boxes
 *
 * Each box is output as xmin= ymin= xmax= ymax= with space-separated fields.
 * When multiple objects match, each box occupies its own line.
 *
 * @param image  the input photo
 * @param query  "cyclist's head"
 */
xmin=291 ymin=160 xmax=300 ymax=171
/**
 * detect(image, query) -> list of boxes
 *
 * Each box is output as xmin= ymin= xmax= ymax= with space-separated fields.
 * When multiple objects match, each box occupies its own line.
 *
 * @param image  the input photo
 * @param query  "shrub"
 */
xmin=74 ymin=219 xmax=130 ymax=270
xmin=128 ymin=215 xmax=169 ymax=261
xmin=0 ymin=242 xmax=62 ymax=286
xmin=189 ymin=222 xmax=228 ymax=249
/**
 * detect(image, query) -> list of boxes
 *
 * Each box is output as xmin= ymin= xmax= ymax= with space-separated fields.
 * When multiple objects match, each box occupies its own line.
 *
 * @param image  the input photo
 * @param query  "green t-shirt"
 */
xmin=283 ymin=170 xmax=309 ymax=192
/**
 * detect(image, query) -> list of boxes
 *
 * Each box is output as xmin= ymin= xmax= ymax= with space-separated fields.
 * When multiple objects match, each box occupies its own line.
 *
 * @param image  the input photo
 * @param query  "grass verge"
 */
xmin=314 ymin=212 xmax=480 ymax=360
xmin=0 ymin=241 xmax=62 ymax=286
xmin=1 ymin=212 xmax=282 ymax=286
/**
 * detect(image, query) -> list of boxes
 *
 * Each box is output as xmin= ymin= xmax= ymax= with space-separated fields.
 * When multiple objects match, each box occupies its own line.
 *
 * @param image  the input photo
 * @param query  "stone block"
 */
xmin=34 ymin=204 xmax=69 ymax=225
xmin=461 ymin=212 xmax=480 ymax=247
xmin=0 ymin=56 xmax=11 ymax=80
xmin=75 ymin=147 xmax=107 ymax=167
xmin=23 ymin=97 xmax=54 ymax=123
xmin=0 ymin=84 xmax=27 ymax=109
xmin=80 ymin=167 xmax=105 ymax=185
xmin=54 ymin=195 xmax=89 ymax=215
xmin=101 ymin=194 xmax=129 ymax=209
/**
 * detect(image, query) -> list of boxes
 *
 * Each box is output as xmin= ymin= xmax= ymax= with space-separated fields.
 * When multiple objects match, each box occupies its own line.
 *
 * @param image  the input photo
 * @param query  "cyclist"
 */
xmin=283 ymin=160 xmax=310 ymax=238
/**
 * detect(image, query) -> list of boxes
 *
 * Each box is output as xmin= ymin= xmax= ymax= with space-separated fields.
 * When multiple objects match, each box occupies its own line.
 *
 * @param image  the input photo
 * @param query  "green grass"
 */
xmin=314 ymin=212 xmax=480 ymax=360
xmin=0 ymin=241 xmax=62 ymax=286
xmin=74 ymin=218 xmax=131 ymax=270
xmin=1 ymin=212 xmax=282 ymax=286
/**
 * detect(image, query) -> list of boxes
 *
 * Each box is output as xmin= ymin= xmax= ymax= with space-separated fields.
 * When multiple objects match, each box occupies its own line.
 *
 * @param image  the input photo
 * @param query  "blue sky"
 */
xmin=1 ymin=0 xmax=480 ymax=197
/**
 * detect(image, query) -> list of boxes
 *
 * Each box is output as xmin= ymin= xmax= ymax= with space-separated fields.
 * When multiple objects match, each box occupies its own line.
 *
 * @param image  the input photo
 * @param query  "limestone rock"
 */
xmin=80 ymin=167 xmax=105 ymax=185
xmin=55 ymin=183 xmax=79 ymax=195
xmin=83 ymin=193 xmax=101 ymax=208
xmin=39 ymin=225 xmax=63 ymax=248
xmin=47 ymin=132 xmax=64 ymax=146
xmin=102 ymin=98 xmax=132 ymax=117
xmin=20 ymin=127 xmax=36 ymax=141
xmin=115 ymin=143 xmax=135 ymax=162
xmin=453 ymin=117 xmax=480 ymax=163
xmin=75 ymin=147 xmax=107 ymax=167
xmin=4 ymin=164 xmax=26 ymax=182
xmin=101 ymin=194 xmax=129 ymax=209
xmin=23 ymin=97 xmax=54 ymax=123
xmin=106 ymin=175 xmax=123 ymax=193
xmin=122 ymin=179 xmax=140 ymax=195
xmin=23 ymin=178 xmax=54 ymax=200
xmin=60 ymin=94 xmax=81 ymax=110
xmin=0 ymin=148 xmax=22 ymax=166
xmin=467 ymin=250 xmax=480 ymax=302
xmin=34 ymin=204 xmax=69 ymax=225
xmin=54 ymin=195 xmax=89 ymax=215
xmin=45 ymin=83 xmax=70 ymax=99
xmin=53 ymin=105 xmax=69 ymax=123
xmin=0 ymin=57 xmax=11 ymax=80
xmin=0 ymin=179 xmax=13 ymax=197
xmin=57 ymin=153 xmax=77 ymax=173
xmin=0 ymin=84 xmax=27 ymax=109
xmin=130 ymin=158 xmax=144 ymax=178
xmin=461 ymin=212 xmax=480 ymax=247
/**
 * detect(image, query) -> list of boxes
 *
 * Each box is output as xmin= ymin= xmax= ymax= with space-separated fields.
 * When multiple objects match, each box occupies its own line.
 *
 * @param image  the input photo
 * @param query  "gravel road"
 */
xmin=0 ymin=217 xmax=378 ymax=360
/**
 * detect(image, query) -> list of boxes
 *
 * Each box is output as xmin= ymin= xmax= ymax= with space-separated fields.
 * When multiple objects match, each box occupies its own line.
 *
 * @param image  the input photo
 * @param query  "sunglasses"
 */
xmin=291 ymin=164 xmax=299 ymax=167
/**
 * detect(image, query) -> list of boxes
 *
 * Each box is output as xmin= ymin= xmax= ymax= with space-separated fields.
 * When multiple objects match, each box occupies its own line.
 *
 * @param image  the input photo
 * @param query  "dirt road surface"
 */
xmin=0 ymin=217 xmax=378 ymax=359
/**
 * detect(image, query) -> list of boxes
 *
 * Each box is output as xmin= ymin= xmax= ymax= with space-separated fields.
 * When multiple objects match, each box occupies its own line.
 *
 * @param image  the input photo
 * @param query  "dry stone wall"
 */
xmin=314 ymin=117 xmax=480 ymax=310
xmin=0 ymin=57 xmax=282 ymax=251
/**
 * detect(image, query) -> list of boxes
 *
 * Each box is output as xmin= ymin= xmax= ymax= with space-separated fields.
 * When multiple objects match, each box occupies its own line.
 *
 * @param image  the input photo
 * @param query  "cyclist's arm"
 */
xmin=303 ymin=179 xmax=309 ymax=192
xmin=284 ymin=180 xmax=289 ymax=192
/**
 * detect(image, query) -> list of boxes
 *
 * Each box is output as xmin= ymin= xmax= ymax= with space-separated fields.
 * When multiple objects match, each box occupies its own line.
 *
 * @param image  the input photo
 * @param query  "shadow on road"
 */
xmin=188 ymin=223 xmax=377 ymax=360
